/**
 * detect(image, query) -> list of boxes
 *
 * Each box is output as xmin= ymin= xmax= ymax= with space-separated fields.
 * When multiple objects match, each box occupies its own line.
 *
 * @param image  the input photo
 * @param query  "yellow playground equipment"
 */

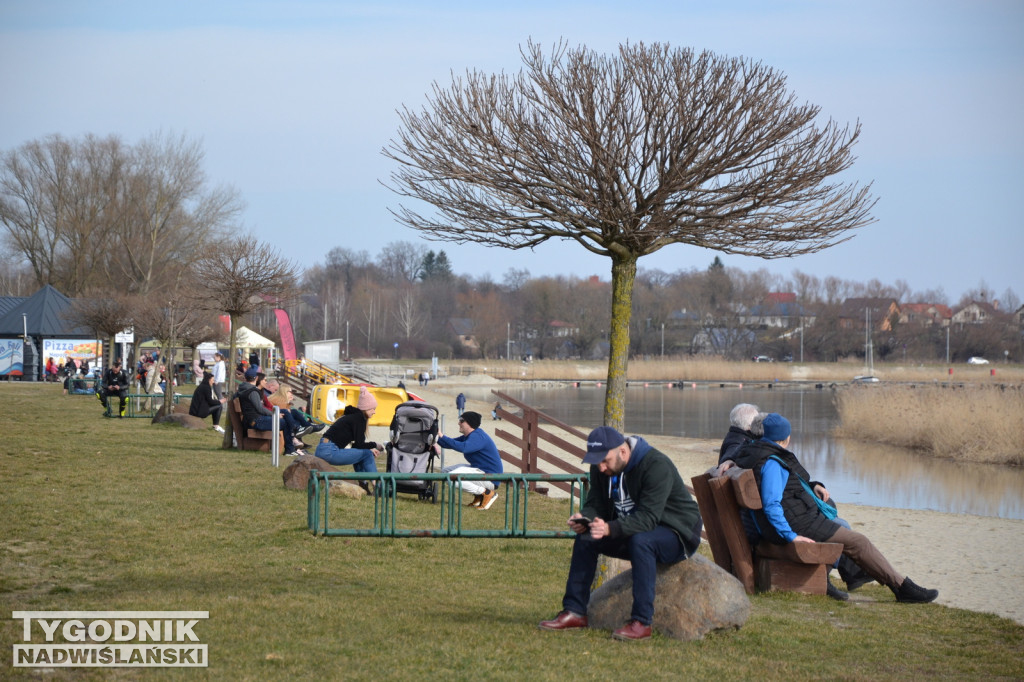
xmin=309 ymin=383 xmax=417 ymax=427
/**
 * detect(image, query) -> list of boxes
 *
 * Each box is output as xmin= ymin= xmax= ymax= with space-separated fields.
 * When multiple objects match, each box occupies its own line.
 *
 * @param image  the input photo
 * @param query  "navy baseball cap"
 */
xmin=583 ymin=426 xmax=625 ymax=465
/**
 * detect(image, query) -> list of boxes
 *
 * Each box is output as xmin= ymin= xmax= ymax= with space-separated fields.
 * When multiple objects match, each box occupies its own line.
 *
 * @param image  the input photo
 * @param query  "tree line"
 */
xmin=2 ymin=133 xmax=1019 ymax=368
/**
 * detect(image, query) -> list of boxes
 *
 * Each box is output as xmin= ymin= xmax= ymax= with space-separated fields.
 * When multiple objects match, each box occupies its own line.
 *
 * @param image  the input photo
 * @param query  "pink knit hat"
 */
xmin=357 ymin=386 xmax=377 ymax=411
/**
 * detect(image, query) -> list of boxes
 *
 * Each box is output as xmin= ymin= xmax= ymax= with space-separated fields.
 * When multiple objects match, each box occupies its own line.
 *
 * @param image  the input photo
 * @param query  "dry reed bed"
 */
xmin=834 ymin=385 xmax=1024 ymax=465
xmin=466 ymin=358 xmax=1024 ymax=384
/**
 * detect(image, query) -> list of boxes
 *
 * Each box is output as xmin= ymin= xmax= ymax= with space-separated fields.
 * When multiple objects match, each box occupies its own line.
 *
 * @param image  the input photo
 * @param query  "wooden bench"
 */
xmin=691 ymin=468 xmax=842 ymax=595
xmin=228 ymin=398 xmax=284 ymax=452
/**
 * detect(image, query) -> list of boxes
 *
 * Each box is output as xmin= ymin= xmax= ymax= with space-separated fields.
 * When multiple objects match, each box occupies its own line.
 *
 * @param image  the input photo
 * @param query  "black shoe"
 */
xmin=893 ymin=577 xmax=938 ymax=604
xmin=826 ymin=577 xmax=849 ymax=601
xmin=844 ymin=572 xmax=875 ymax=592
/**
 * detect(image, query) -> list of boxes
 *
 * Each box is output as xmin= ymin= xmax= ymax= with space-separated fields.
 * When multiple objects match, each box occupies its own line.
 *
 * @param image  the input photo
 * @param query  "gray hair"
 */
xmin=748 ymin=412 xmax=770 ymax=438
xmin=729 ymin=403 xmax=760 ymax=430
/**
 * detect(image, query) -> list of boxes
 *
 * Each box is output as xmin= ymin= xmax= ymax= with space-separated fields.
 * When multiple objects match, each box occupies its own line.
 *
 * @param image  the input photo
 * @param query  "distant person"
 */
xmin=434 ymin=411 xmax=503 ymax=510
xmin=189 ymin=371 xmax=226 ymax=433
xmin=732 ymin=414 xmax=938 ymax=604
xmin=397 ymin=380 xmax=406 ymax=391
xmin=102 ymin=359 xmax=130 ymax=418
xmin=492 ymin=402 xmax=502 ymax=421
xmin=211 ymin=353 xmax=226 ymax=400
xmin=455 ymin=392 xmax=466 ymax=417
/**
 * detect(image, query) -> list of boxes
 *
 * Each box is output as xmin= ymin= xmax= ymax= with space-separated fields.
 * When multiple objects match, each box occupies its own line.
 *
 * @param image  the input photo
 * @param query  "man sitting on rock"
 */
xmin=539 ymin=426 xmax=703 ymax=641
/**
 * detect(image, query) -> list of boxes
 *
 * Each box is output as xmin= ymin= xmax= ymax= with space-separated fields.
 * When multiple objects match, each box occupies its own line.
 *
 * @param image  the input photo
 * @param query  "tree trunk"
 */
xmin=603 ymin=254 xmax=637 ymax=431
xmin=221 ymin=313 xmax=240 ymax=449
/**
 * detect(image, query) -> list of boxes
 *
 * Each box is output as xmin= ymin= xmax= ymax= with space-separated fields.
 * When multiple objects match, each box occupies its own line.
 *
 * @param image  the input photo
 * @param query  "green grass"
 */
xmin=2 ymin=382 xmax=1022 ymax=680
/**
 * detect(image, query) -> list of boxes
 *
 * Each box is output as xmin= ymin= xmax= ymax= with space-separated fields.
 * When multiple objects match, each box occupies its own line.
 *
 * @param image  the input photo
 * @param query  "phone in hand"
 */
xmin=574 ymin=516 xmax=592 ymax=528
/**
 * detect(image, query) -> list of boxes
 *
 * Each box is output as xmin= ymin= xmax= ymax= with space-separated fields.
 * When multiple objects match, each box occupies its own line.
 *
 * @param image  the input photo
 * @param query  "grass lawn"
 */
xmin=2 ymin=382 xmax=1022 ymax=680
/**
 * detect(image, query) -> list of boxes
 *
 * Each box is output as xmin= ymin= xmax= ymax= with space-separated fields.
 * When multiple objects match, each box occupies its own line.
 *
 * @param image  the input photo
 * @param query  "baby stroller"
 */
xmin=384 ymin=400 xmax=441 ymax=502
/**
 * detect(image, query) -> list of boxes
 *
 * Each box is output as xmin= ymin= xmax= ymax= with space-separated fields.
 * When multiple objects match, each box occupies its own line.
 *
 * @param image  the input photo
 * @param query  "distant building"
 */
xmin=900 ymin=303 xmax=952 ymax=327
xmin=838 ymin=298 xmax=901 ymax=331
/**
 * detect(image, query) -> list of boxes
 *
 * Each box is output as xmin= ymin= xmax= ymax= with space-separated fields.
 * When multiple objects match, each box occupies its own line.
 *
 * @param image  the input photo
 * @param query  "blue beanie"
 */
xmin=762 ymin=413 xmax=792 ymax=442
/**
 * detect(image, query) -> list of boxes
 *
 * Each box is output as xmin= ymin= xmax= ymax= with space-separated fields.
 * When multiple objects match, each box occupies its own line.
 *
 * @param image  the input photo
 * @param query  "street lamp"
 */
xmin=661 ymin=323 xmax=665 ymax=358
xmin=507 ymin=322 xmax=510 ymax=360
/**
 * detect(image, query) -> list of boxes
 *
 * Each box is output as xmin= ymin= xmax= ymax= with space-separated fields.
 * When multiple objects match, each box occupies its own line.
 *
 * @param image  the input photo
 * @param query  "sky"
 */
xmin=1 ymin=1 xmax=1022 ymax=305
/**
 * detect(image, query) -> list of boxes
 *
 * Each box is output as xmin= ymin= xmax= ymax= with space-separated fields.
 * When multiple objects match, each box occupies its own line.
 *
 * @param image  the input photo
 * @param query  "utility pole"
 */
xmin=661 ymin=323 xmax=665 ymax=358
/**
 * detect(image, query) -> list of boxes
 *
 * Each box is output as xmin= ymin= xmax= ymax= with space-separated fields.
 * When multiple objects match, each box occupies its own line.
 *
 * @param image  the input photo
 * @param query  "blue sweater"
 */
xmin=437 ymin=428 xmax=503 ymax=475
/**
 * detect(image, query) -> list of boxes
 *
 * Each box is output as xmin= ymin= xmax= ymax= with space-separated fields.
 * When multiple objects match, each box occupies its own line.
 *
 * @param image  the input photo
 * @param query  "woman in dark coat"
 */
xmin=189 ymin=372 xmax=225 ymax=432
xmin=313 ymin=386 xmax=380 ymax=472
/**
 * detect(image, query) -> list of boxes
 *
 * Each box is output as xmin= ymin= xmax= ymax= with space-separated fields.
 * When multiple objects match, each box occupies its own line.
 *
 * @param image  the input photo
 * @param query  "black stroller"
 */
xmin=384 ymin=400 xmax=441 ymax=502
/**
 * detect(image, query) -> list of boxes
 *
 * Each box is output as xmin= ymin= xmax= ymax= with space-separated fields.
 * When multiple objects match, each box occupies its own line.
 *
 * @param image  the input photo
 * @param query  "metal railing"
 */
xmin=307 ymin=471 xmax=588 ymax=538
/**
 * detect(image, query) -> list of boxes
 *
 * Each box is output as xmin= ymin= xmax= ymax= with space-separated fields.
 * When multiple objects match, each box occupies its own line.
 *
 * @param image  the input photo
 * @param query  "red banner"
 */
xmin=274 ymin=308 xmax=298 ymax=361
xmin=219 ymin=315 xmax=231 ymax=337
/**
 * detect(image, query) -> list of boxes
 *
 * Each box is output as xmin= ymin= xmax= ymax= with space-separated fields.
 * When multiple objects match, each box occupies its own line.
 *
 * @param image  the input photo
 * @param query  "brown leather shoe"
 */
xmin=538 ymin=611 xmax=588 ymax=631
xmin=612 ymin=620 xmax=652 ymax=641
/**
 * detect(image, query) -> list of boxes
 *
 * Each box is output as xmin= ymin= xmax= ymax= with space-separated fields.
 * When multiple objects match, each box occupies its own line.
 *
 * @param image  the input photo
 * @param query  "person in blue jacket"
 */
xmin=733 ymin=413 xmax=939 ymax=604
xmin=435 ymin=411 xmax=503 ymax=510
xmin=455 ymin=392 xmax=466 ymax=417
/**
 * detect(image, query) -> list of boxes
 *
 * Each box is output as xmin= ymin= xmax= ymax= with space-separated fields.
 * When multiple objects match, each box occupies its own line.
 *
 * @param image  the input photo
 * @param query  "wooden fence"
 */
xmin=490 ymin=389 xmax=588 ymax=496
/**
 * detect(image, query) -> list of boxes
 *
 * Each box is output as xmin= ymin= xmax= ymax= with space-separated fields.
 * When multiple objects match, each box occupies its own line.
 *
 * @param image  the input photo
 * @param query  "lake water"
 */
xmin=455 ymin=384 xmax=1024 ymax=520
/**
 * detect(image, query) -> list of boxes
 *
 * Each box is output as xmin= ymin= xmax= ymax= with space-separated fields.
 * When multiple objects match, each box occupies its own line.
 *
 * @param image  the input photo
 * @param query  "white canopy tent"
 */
xmin=234 ymin=326 xmax=275 ymax=350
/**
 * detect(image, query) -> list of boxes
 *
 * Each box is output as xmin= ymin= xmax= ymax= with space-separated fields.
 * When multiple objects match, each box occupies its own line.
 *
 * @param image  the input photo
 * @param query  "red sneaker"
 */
xmin=538 ymin=611 xmax=588 ymax=631
xmin=612 ymin=620 xmax=652 ymax=641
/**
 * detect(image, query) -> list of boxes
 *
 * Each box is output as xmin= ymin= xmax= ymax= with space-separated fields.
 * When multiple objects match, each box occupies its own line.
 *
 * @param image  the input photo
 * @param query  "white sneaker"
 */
xmin=213 ymin=425 xmax=225 ymax=433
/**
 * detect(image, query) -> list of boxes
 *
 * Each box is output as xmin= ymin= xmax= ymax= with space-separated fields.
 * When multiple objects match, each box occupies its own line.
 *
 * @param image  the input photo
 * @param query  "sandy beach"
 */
xmin=401 ymin=377 xmax=1024 ymax=626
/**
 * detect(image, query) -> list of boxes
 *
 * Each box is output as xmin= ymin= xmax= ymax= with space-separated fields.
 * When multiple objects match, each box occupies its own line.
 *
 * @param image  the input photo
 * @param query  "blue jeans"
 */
xmin=562 ymin=525 xmax=689 ymax=626
xmin=314 ymin=440 xmax=377 ymax=472
xmin=253 ymin=414 xmax=296 ymax=453
xmin=289 ymin=409 xmax=312 ymax=428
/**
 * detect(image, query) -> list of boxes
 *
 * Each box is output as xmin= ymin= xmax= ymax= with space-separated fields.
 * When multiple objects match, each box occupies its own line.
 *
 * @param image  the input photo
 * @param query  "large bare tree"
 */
xmin=384 ymin=40 xmax=876 ymax=428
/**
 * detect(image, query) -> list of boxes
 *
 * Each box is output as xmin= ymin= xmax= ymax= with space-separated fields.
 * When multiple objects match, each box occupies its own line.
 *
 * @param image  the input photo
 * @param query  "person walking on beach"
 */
xmin=732 ymin=413 xmax=939 ymax=604
xmin=456 ymin=392 xmax=466 ymax=417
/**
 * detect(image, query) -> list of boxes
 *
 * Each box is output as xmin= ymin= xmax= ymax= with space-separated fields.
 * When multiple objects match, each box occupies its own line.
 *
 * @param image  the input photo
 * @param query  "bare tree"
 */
xmin=62 ymin=293 xmax=136 ymax=368
xmin=394 ymin=288 xmax=426 ymax=341
xmin=192 ymin=239 xmax=299 ymax=445
xmin=384 ymin=40 xmax=876 ymax=428
xmin=110 ymin=132 xmax=241 ymax=295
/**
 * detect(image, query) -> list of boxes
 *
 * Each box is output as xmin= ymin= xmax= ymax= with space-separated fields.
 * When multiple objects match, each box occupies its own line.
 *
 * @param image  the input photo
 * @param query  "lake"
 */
xmin=454 ymin=384 xmax=1024 ymax=520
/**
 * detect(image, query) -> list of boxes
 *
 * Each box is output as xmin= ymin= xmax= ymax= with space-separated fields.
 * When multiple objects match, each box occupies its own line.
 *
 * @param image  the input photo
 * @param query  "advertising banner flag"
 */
xmin=274 ymin=309 xmax=297 ymax=361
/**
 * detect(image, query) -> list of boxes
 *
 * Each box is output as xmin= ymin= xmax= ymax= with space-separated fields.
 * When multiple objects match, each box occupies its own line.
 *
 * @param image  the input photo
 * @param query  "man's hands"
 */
xmin=813 ymin=484 xmax=830 ymax=502
xmin=569 ymin=514 xmax=608 ymax=539
xmin=793 ymin=535 xmax=815 ymax=543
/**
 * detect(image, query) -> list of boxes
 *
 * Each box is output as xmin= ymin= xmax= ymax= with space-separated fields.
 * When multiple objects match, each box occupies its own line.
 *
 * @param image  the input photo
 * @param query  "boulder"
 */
xmin=586 ymin=553 xmax=750 ymax=641
xmin=152 ymin=413 xmax=209 ymax=430
xmin=329 ymin=480 xmax=366 ymax=498
xmin=282 ymin=454 xmax=338 ymax=490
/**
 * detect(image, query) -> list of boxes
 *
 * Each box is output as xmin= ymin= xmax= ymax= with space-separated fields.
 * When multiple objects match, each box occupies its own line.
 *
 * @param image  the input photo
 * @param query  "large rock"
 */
xmin=152 ymin=413 xmax=208 ymax=430
xmin=283 ymin=454 xmax=338 ymax=490
xmin=586 ymin=553 xmax=750 ymax=641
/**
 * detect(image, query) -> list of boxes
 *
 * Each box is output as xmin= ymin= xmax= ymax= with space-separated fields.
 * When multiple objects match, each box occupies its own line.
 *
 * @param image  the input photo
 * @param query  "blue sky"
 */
xmin=1 ymin=1 xmax=1021 ymax=304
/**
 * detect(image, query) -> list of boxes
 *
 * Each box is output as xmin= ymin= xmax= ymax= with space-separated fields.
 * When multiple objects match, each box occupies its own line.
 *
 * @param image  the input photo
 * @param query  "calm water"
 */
xmin=456 ymin=385 xmax=1024 ymax=520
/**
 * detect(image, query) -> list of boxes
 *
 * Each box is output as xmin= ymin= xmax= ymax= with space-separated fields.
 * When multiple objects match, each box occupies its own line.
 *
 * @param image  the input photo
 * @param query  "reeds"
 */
xmin=834 ymin=385 xmax=1024 ymax=465
xmin=454 ymin=357 xmax=1024 ymax=385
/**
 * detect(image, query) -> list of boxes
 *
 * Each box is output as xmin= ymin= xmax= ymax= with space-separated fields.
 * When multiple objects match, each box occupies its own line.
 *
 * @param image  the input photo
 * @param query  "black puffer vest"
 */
xmin=732 ymin=439 xmax=840 ymax=544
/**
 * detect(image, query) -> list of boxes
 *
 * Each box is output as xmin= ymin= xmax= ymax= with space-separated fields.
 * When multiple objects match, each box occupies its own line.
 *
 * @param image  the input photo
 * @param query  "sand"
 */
xmin=399 ymin=378 xmax=1024 ymax=626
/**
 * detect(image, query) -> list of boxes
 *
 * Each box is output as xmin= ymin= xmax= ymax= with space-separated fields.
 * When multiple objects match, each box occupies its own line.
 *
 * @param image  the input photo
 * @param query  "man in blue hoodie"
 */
xmin=539 ymin=426 xmax=703 ymax=641
xmin=435 ymin=411 xmax=503 ymax=510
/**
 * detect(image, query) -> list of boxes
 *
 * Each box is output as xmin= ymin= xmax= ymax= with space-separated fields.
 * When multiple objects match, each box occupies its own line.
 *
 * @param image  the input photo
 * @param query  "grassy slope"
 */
xmin=2 ymin=382 xmax=1021 ymax=681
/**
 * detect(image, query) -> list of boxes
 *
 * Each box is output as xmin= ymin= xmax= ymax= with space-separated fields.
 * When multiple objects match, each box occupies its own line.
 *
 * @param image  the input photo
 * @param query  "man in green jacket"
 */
xmin=539 ymin=426 xmax=702 ymax=641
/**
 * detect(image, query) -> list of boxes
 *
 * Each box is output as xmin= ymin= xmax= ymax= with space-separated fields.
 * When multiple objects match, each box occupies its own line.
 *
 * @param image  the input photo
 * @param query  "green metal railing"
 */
xmin=101 ymin=392 xmax=181 ymax=418
xmin=307 ymin=471 xmax=589 ymax=538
